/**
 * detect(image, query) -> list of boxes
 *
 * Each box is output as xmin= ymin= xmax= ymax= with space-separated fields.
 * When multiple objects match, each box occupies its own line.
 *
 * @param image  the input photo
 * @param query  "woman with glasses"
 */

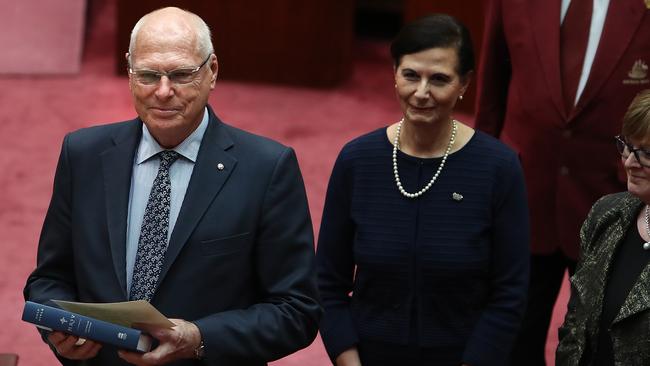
xmin=316 ymin=14 xmax=530 ymax=366
xmin=557 ymin=89 xmax=650 ymax=366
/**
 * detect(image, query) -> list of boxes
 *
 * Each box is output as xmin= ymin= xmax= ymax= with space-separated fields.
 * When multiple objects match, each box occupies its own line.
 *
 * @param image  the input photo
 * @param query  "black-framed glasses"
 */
xmin=615 ymin=135 xmax=650 ymax=167
xmin=128 ymin=54 xmax=211 ymax=86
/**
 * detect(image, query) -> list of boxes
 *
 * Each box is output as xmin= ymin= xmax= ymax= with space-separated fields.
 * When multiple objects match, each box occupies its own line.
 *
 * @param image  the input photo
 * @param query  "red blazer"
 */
xmin=475 ymin=0 xmax=650 ymax=259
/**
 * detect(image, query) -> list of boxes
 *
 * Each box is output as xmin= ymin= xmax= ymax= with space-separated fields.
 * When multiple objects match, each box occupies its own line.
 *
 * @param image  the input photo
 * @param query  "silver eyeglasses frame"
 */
xmin=127 ymin=54 xmax=212 ymax=86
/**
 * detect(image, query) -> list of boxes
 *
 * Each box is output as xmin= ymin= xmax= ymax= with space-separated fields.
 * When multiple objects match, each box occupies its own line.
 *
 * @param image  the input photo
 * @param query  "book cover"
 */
xmin=22 ymin=301 xmax=153 ymax=353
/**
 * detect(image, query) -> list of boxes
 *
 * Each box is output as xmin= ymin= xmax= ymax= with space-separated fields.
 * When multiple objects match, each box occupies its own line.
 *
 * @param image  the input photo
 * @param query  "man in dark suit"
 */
xmin=475 ymin=0 xmax=650 ymax=364
xmin=23 ymin=7 xmax=321 ymax=366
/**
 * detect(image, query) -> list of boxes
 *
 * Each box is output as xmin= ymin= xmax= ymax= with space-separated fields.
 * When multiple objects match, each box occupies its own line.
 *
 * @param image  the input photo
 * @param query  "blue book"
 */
xmin=22 ymin=301 xmax=153 ymax=352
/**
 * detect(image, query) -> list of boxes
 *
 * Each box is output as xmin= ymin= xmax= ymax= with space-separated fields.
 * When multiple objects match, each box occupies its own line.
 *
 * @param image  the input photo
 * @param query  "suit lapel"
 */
xmin=613 ymin=194 xmax=650 ymax=322
xmin=530 ymin=0 xmax=566 ymax=120
xmin=571 ymin=194 xmax=641 ymax=336
xmin=573 ymin=0 xmax=645 ymax=116
xmin=156 ymin=108 xmax=237 ymax=290
xmin=614 ymin=261 xmax=650 ymax=323
xmin=101 ymin=121 xmax=141 ymax=299
xmin=571 ymin=224 xmax=621 ymax=325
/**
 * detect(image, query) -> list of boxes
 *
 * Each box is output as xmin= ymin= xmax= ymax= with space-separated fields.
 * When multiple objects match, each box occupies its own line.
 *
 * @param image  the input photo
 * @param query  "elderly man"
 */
xmin=24 ymin=7 xmax=321 ymax=366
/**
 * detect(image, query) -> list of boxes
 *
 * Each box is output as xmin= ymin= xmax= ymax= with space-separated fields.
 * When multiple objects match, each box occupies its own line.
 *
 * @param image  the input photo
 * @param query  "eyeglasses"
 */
xmin=128 ymin=54 xmax=211 ymax=86
xmin=615 ymin=135 xmax=650 ymax=167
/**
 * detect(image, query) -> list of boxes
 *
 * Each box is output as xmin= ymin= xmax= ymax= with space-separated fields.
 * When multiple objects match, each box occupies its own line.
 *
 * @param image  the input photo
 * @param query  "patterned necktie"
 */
xmin=560 ymin=0 xmax=593 ymax=113
xmin=130 ymin=150 xmax=180 ymax=301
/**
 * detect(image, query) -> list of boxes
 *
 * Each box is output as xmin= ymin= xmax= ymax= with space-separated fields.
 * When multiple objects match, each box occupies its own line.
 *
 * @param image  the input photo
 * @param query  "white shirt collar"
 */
xmin=136 ymin=107 xmax=209 ymax=164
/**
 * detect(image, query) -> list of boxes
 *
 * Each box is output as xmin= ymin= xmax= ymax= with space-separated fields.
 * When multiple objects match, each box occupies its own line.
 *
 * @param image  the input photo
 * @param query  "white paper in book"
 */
xmin=53 ymin=300 xmax=175 ymax=329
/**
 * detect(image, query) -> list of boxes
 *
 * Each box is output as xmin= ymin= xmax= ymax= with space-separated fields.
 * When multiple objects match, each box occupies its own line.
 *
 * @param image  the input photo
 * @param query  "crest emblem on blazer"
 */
xmin=623 ymin=60 xmax=649 ymax=85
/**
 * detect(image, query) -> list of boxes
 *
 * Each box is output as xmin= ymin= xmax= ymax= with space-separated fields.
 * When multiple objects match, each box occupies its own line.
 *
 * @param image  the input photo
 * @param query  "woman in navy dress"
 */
xmin=316 ymin=14 xmax=530 ymax=366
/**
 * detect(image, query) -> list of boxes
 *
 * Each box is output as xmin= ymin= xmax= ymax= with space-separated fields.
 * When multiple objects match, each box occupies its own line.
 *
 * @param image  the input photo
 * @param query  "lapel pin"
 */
xmin=452 ymin=192 xmax=463 ymax=202
xmin=217 ymin=163 xmax=225 ymax=171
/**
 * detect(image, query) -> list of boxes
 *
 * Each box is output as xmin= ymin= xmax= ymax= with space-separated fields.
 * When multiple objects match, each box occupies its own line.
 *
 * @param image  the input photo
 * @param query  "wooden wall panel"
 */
xmin=117 ymin=1 xmax=355 ymax=87
xmin=0 ymin=0 xmax=85 ymax=74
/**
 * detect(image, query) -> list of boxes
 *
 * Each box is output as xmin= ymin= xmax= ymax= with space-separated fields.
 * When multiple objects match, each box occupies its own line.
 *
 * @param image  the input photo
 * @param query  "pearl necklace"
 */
xmin=643 ymin=205 xmax=650 ymax=250
xmin=392 ymin=118 xmax=457 ymax=198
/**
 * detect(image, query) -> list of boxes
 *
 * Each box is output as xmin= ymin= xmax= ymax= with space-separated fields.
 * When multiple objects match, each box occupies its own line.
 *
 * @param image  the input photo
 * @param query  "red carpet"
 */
xmin=0 ymin=1 xmax=569 ymax=365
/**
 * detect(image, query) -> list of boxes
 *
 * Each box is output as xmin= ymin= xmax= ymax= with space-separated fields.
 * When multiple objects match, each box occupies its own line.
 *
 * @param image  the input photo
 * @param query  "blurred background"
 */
xmin=0 ymin=0 xmax=568 ymax=365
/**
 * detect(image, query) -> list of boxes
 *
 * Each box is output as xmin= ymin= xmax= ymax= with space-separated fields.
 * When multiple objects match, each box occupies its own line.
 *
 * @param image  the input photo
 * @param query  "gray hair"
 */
xmin=128 ymin=7 xmax=214 ymax=65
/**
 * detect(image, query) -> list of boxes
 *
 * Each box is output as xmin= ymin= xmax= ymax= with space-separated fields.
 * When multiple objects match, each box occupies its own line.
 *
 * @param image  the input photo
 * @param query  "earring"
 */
xmin=459 ymin=95 xmax=464 ymax=101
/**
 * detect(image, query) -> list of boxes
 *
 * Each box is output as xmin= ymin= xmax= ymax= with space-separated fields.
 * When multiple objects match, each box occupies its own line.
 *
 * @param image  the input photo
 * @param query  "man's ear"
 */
xmin=209 ymin=54 xmax=219 ymax=86
xmin=125 ymin=53 xmax=133 ymax=91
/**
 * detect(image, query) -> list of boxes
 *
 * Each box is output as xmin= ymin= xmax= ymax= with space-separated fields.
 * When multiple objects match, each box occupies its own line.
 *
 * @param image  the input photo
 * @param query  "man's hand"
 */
xmin=118 ymin=318 xmax=202 ymax=366
xmin=47 ymin=331 xmax=102 ymax=360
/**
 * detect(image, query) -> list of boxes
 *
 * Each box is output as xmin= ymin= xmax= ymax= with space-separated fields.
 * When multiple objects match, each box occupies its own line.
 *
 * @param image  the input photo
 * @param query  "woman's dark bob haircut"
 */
xmin=390 ymin=14 xmax=475 ymax=78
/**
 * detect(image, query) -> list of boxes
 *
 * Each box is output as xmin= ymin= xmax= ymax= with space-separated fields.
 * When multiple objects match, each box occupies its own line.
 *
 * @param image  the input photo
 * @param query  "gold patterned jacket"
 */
xmin=556 ymin=191 xmax=650 ymax=366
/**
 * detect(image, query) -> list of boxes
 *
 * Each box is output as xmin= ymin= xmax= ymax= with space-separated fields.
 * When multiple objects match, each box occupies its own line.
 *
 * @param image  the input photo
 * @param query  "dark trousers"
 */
xmin=511 ymin=250 xmax=577 ymax=366
xmin=358 ymin=339 xmax=462 ymax=366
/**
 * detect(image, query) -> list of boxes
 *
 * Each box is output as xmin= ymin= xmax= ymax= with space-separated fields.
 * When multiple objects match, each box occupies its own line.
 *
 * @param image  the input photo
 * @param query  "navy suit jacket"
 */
xmin=24 ymin=105 xmax=322 ymax=365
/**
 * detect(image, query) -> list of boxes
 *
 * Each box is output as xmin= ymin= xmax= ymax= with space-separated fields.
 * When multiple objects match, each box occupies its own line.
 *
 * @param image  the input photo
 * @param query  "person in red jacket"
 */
xmin=474 ymin=0 xmax=650 ymax=364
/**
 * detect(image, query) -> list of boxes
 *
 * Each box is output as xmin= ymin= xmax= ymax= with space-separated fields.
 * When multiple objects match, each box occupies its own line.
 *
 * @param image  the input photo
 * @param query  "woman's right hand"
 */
xmin=47 ymin=331 xmax=102 ymax=360
xmin=336 ymin=347 xmax=362 ymax=366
